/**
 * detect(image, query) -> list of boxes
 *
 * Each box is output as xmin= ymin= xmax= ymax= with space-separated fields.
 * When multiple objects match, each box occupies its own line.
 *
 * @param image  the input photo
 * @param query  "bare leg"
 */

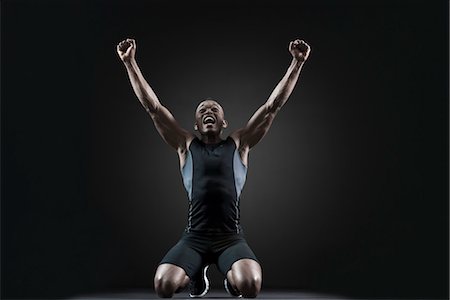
xmin=226 ymin=259 xmax=262 ymax=298
xmin=154 ymin=263 xmax=190 ymax=298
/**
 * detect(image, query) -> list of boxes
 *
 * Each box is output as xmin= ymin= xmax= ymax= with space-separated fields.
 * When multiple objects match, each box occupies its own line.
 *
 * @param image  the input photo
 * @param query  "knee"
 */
xmin=236 ymin=275 xmax=262 ymax=298
xmin=154 ymin=274 xmax=177 ymax=298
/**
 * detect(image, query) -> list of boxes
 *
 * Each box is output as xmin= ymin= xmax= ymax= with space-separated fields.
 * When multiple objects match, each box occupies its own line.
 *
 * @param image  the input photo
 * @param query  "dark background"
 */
xmin=1 ymin=0 xmax=448 ymax=299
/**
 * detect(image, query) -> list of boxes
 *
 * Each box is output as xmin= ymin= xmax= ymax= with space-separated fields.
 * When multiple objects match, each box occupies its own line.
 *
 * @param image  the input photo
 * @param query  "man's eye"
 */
xmin=199 ymin=109 xmax=206 ymax=113
xmin=212 ymin=108 xmax=218 ymax=112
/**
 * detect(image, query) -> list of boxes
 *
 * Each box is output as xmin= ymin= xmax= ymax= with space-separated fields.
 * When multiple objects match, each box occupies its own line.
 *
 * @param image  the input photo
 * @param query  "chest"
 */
xmin=191 ymin=142 xmax=234 ymax=176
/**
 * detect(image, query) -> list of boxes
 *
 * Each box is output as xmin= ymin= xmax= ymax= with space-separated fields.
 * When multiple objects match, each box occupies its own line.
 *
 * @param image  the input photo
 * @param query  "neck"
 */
xmin=200 ymin=134 xmax=223 ymax=144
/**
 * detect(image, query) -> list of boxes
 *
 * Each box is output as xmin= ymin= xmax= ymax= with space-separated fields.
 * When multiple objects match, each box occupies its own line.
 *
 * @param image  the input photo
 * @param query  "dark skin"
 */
xmin=117 ymin=38 xmax=311 ymax=298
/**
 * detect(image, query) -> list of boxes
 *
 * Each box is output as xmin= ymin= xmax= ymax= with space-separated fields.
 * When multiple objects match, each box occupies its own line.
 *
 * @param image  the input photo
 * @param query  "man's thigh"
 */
xmin=158 ymin=238 xmax=203 ymax=279
xmin=216 ymin=239 xmax=259 ymax=276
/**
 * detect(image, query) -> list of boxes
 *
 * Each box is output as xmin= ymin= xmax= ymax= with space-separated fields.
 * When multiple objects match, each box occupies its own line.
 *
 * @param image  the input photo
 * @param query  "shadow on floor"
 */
xmin=69 ymin=289 xmax=350 ymax=300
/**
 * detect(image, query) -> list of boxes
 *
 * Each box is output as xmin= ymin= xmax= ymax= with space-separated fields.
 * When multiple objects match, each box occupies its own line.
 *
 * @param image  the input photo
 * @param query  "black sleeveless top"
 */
xmin=181 ymin=137 xmax=248 ymax=234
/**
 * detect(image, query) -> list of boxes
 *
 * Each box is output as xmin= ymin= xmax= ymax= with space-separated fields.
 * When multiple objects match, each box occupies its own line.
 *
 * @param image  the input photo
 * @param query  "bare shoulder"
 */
xmin=177 ymin=132 xmax=196 ymax=170
xmin=176 ymin=131 xmax=196 ymax=154
xmin=185 ymin=132 xmax=196 ymax=149
xmin=229 ymin=130 xmax=242 ymax=149
xmin=230 ymin=128 xmax=252 ymax=150
xmin=229 ymin=130 xmax=250 ymax=168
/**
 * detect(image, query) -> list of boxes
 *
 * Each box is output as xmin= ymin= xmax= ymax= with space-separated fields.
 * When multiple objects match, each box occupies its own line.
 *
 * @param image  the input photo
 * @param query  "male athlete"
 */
xmin=117 ymin=37 xmax=311 ymax=298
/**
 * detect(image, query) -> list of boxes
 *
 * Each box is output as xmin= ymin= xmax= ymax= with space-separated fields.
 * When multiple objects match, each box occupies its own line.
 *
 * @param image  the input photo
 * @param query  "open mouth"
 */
xmin=203 ymin=115 xmax=216 ymax=125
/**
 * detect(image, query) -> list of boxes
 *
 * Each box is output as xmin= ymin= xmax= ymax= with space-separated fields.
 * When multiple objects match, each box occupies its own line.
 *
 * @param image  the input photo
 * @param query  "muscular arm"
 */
xmin=231 ymin=39 xmax=311 ymax=153
xmin=117 ymin=39 xmax=193 ymax=152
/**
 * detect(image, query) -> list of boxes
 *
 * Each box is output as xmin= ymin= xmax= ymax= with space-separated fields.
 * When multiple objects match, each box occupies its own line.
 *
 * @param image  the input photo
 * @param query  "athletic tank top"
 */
xmin=181 ymin=136 xmax=247 ymax=234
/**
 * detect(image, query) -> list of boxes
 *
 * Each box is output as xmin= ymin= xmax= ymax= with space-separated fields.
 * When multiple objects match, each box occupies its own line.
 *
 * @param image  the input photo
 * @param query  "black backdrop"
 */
xmin=2 ymin=0 xmax=448 ymax=299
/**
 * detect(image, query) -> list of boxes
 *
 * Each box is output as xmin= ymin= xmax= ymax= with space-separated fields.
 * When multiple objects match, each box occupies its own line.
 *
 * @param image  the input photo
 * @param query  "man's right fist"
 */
xmin=117 ymin=38 xmax=136 ymax=62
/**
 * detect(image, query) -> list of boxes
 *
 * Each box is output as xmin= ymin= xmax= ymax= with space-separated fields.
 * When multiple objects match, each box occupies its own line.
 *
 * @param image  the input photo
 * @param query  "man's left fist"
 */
xmin=289 ymin=39 xmax=311 ymax=62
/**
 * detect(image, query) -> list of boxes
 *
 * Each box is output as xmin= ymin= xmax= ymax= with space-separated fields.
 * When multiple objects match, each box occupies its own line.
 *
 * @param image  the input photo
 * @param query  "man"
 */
xmin=116 ymin=37 xmax=310 ymax=298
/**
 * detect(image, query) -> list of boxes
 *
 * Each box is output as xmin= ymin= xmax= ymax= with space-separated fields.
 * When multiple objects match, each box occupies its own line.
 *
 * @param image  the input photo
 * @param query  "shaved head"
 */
xmin=196 ymin=99 xmax=224 ymax=114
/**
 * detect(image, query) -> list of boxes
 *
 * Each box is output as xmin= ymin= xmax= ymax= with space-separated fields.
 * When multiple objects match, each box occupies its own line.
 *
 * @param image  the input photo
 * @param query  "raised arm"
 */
xmin=231 ymin=39 xmax=311 ymax=157
xmin=116 ymin=39 xmax=194 ymax=153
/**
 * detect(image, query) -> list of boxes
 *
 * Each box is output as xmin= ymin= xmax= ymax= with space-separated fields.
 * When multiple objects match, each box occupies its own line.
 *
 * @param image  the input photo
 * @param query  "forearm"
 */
xmin=123 ymin=59 xmax=160 ymax=113
xmin=266 ymin=58 xmax=305 ymax=112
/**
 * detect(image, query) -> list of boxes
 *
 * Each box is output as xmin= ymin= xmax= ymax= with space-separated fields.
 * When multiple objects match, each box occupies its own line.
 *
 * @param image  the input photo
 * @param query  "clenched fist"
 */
xmin=117 ymin=38 xmax=136 ymax=63
xmin=289 ymin=39 xmax=311 ymax=62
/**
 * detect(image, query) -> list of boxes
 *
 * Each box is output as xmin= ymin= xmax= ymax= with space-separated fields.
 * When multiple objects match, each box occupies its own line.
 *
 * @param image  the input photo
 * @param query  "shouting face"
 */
xmin=194 ymin=100 xmax=228 ymax=136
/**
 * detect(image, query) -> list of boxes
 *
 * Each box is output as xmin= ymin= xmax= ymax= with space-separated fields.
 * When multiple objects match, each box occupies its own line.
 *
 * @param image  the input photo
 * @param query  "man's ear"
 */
xmin=222 ymin=119 xmax=228 ymax=129
xmin=194 ymin=123 xmax=198 ymax=131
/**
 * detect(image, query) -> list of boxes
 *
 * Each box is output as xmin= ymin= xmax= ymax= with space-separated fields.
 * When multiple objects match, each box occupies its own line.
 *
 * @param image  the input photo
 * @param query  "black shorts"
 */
xmin=159 ymin=231 xmax=259 ymax=279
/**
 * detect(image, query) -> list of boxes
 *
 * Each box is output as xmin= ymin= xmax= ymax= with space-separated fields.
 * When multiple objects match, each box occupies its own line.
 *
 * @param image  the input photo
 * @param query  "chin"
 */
xmin=201 ymin=127 xmax=220 ymax=135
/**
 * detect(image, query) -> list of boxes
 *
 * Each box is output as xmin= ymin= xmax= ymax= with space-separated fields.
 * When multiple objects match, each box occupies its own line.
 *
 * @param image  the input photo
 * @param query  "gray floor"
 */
xmin=69 ymin=289 xmax=350 ymax=300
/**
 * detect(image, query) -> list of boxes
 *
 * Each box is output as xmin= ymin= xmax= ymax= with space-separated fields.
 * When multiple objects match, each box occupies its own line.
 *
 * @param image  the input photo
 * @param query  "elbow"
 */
xmin=266 ymin=99 xmax=282 ymax=115
xmin=143 ymin=99 xmax=159 ymax=114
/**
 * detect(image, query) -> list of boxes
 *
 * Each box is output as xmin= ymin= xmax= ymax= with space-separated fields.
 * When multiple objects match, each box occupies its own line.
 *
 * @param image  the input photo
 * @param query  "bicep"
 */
xmin=150 ymin=105 xmax=193 ymax=151
xmin=237 ymin=103 xmax=276 ymax=149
